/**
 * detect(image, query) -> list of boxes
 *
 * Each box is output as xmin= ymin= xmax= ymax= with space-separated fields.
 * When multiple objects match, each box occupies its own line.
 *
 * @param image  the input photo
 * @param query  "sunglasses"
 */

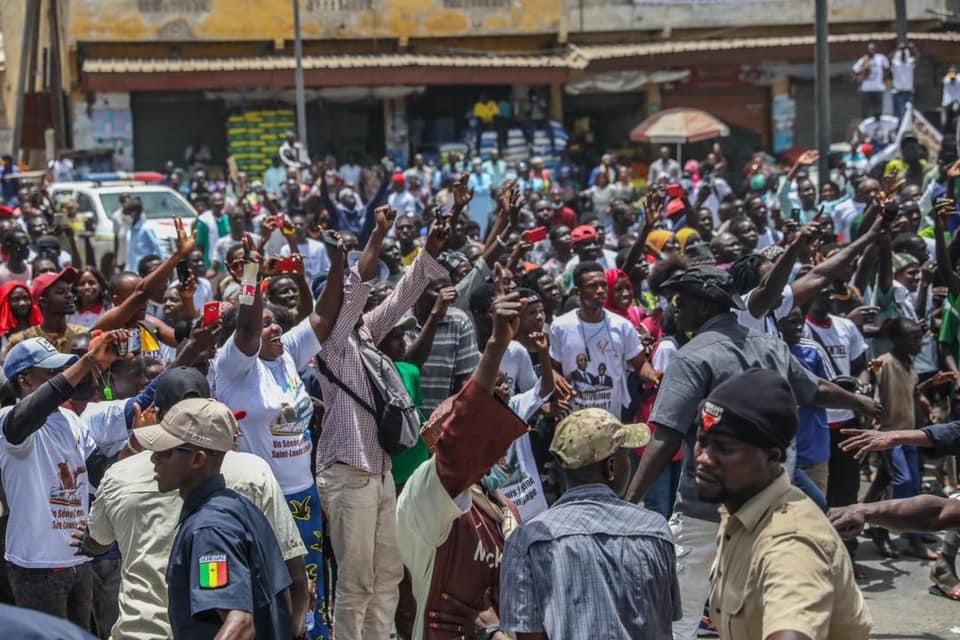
xmin=153 ymin=445 xmax=203 ymax=460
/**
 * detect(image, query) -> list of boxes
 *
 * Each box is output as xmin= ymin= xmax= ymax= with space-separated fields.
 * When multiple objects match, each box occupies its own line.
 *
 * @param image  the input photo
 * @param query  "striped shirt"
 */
xmin=407 ymin=308 xmax=480 ymax=415
xmin=500 ymin=483 xmax=681 ymax=638
xmin=315 ymin=251 xmax=447 ymax=474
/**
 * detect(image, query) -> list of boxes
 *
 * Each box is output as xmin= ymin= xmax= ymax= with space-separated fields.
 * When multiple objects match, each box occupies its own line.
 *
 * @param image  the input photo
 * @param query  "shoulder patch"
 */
xmin=198 ymin=554 xmax=229 ymax=589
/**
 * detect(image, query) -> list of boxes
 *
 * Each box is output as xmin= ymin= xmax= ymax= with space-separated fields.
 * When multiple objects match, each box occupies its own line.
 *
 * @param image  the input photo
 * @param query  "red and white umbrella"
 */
xmin=630 ymin=108 xmax=730 ymax=144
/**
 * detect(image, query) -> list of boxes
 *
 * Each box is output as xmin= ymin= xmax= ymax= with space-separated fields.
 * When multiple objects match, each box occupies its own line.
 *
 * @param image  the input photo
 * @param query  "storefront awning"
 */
xmin=81 ymin=30 xmax=960 ymax=93
xmin=82 ymin=51 xmax=583 ymax=91
xmin=575 ymin=31 xmax=960 ymax=70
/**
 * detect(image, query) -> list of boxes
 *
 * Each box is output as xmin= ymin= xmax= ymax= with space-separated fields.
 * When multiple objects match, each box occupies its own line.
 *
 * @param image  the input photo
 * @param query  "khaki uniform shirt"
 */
xmin=87 ymin=450 xmax=305 ymax=640
xmin=708 ymin=472 xmax=871 ymax=640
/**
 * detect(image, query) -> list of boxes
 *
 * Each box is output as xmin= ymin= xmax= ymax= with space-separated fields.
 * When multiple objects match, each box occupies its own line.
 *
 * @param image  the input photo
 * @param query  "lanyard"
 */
xmin=577 ymin=311 xmax=611 ymax=363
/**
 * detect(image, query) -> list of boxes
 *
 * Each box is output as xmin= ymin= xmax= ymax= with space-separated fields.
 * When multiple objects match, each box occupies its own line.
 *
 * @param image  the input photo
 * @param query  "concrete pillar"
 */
xmin=549 ymin=83 xmax=563 ymax=122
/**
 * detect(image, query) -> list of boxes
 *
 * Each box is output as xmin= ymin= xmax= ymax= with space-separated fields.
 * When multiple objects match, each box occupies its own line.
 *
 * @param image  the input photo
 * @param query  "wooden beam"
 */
xmin=83 ymin=67 xmax=568 ymax=92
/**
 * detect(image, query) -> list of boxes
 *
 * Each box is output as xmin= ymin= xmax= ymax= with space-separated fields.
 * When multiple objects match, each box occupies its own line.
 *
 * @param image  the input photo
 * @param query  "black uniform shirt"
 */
xmin=166 ymin=474 xmax=292 ymax=640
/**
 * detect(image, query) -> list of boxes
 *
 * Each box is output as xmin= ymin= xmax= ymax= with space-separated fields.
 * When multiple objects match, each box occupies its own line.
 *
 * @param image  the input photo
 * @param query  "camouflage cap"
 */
xmin=550 ymin=408 xmax=651 ymax=470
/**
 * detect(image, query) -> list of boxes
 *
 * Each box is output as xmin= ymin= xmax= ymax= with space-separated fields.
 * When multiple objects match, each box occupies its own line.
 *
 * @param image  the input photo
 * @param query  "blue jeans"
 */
xmin=644 ymin=460 xmax=683 ymax=520
xmin=894 ymin=91 xmax=914 ymax=119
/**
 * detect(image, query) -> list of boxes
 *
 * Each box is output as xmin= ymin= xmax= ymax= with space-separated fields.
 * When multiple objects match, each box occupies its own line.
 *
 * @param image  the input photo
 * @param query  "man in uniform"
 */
xmin=136 ymin=398 xmax=294 ymax=639
xmin=696 ymin=368 xmax=871 ymax=639
xmin=77 ymin=367 xmax=309 ymax=640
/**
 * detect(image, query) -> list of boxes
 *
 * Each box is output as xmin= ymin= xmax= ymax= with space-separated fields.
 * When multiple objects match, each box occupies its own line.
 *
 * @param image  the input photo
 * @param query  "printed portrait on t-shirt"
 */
xmin=567 ymin=353 xmax=614 ymax=411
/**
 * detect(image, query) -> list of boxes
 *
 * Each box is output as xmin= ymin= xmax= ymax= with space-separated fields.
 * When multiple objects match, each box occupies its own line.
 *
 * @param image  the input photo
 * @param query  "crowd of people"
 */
xmin=1 ymin=93 xmax=960 ymax=639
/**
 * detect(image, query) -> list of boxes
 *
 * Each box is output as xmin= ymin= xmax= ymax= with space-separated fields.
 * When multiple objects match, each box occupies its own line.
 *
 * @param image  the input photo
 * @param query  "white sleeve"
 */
xmin=512 ymin=344 xmax=538 ymax=394
xmin=652 ymin=339 xmax=678 ymax=372
xmin=81 ymin=401 xmax=130 ymax=457
xmin=847 ymin=321 xmax=868 ymax=361
xmin=548 ymin=321 xmax=564 ymax=363
xmin=852 ymin=57 xmax=865 ymax=73
xmin=509 ymin=386 xmax=552 ymax=422
xmin=621 ymin=319 xmax=644 ymax=362
xmin=281 ymin=316 xmax=322 ymax=372
xmin=214 ymin=333 xmax=260 ymax=382
xmin=774 ymin=284 xmax=795 ymax=320
xmin=396 ymin=457 xmax=471 ymax=571
xmin=279 ymin=245 xmax=292 ymax=257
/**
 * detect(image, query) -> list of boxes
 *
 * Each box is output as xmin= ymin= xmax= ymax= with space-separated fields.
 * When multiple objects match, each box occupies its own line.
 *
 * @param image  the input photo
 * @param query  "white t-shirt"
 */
xmin=280 ymin=238 xmax=331 ymax=280
xmin=803 ymin=315 xmax=867 ymax=424
xmin=81 ymin=399 xmax=132 ymax=459
xmin=0 ymin=407 xmax=96 ymax=568
xmin=214 ymin=234 xmax=259 ymax=269
xmin=498 ymin=386 xmax=551 ymax=523
xmin=549 ymin=309 xmax=643 ymax=415
xmin=831 ymin=199 xmax=865 ymax=244
xmin=853 ymin=53 xmax=889 ymax=92
xmin=735 ymin=285 xmax=794 ymax=337
xmin=500 ymin=341 xmax=537 ymax=394
xmin=69 ymin=308 xmax=106 ymax=329
xmin=891 ymin=50 xmax=916 ymax=92
xmin=213 ymin=317 xmax=321 ymax=494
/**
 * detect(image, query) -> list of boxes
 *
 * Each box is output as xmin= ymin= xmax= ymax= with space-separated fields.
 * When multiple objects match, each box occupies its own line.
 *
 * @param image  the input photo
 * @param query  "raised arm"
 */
xmin=791 ymin=214 xmax=882 ymax=308
xmin=4 ymin=330 xmax=128 ymax=445
xmin=361 ymin=218 xmax=450 ymax=345
xmin=94 ymin=218 xmax=196 ymax=332
xmin=933 ymin=200 xmax=960 ymax=297
xmin=307 ymin=235 xmax=347 ymax=343
xmin=233 ymin=235 xmax=265 ymax=357
xmin=748 ymin=220 xmax=815 ymax=317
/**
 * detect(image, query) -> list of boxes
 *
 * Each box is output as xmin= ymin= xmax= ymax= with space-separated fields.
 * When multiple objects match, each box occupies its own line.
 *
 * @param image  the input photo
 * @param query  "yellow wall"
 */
xmin=67 ymin=0 xmax=563 ymax=42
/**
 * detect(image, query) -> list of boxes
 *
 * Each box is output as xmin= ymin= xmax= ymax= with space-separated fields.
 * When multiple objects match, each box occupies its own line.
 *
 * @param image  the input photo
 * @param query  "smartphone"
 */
xmin=881 ymin=201 xmax=899 ymax=221
xmin=521 ymin=226 xmax=548 ymax=243
xmin=53 ymin=212 xmax=67 ymax=228
xmin=202 ymin=301 xmax=221 ymax=327
xmin=275 ymin=256 xmax=302 ymax=274
xmin=127 ymin=329 xmax=141 ymax=354
xmin=176 ymin=260 xmax=192 ymax=283
xmin=272 ymin=213 xmax=285 ymax=228
xmin=320 ymin=229 xmax=340 ymax=248
xmin=666 ymin=183 xmax=684 ymax=199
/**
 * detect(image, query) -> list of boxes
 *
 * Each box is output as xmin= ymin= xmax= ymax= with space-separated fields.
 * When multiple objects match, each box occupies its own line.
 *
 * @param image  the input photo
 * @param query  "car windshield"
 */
xmin=99 ymin=191 xmax=196 ymax=220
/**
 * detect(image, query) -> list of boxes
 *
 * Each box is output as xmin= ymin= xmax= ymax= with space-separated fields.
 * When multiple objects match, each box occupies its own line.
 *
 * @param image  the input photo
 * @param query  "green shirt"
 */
xmin=939 ymin=293 xmax=960 ymax=364
xmin=390 ymin=361 xmax=430 ymax=487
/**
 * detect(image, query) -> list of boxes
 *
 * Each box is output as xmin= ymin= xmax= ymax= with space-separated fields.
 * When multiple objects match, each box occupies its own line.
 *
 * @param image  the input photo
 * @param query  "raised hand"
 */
xmin=491 ymin=291 xmax=524 ymax=346
xmin=452 ymin=173 xmax=474 ymax=210
xmin=430 ymin=286 xmax=458 ymax=321
xmin=795 ymin=149 xmax=819 ymax=167
xmin=424 ymin=217 xmax=451 ymax=257
xmin=173 ymin=217 xmax=197 ymax=258
xmin=375 ymin=205 xmax=398 ymax=236
xmin=529 ymin=330 xmax=548 ymax=353
xmin=88 ymin=329 xmax=132 ymax=370
xmin=947 ymin=159 xmax=960 ymax=179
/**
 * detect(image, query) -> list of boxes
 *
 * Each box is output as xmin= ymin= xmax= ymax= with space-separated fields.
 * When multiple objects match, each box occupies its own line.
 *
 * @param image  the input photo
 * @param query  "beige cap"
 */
xmin=549 ymin=408 xmax=650 ymax=470
xmin=134 ymin=397 xmax=238 ymax=453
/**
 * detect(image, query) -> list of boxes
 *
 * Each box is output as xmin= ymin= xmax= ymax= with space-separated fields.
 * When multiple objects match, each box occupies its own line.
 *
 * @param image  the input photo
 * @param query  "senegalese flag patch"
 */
xmin=198 ymin=554 xmax=229 ymax=589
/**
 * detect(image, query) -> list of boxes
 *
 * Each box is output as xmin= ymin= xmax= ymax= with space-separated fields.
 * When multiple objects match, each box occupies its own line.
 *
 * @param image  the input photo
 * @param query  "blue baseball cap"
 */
xmin=3 ymin=337 xmax=78 ymax=380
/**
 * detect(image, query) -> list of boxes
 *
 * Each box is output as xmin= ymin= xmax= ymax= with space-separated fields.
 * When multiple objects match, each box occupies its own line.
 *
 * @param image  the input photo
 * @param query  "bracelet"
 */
xmin=477 ymin=627 xmax=503 ymax=640
xmin=495 ymin=234 xmax=508 ymax=248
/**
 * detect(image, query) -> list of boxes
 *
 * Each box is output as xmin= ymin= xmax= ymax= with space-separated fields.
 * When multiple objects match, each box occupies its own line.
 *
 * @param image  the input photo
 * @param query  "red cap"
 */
xmin=860 ymin=143 xmax=873 ymax=157
xmin=666 ymin=199 xmax=687 ymax=217
xmin=391 ymin=173 xmax=406 ymax=186
xmin=571 ymin=224 xmax=598 ymax=246
xmin=31 ymin=267 xmax=78 ymax=304
xmin=0 ymin=205 xmax=13 ymax=217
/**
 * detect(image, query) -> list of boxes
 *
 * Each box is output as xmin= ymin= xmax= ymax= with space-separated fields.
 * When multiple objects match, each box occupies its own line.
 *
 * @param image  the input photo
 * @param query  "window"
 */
xmin=99 ymin=191 xmax=196 ymax=221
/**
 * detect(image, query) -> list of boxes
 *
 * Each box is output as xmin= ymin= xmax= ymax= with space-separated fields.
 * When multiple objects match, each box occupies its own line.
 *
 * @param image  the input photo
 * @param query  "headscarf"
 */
xmin=604 ymin=268 xmax=633 ymax=315
xmin=0 ymin=280 xmax=41 ymax=337
xmin=676 ymin=227 xmax=701 ymax=254
xmin=646 ymin=229 xmax=675 ymax=253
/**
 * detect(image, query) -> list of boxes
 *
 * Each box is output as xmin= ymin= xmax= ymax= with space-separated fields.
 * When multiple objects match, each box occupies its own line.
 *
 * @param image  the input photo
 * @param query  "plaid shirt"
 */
xmin=315 ymin=251 xmax=446 ymax=474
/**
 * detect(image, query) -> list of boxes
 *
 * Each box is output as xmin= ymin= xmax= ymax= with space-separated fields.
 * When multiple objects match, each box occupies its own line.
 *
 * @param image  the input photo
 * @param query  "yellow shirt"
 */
xmin=709 ymin=472 xmax=871 ymax=640
xmin=87 ymin=451 xmax=306 ymax=640
xmin=401 ymin=246 xmax=422 ymax=267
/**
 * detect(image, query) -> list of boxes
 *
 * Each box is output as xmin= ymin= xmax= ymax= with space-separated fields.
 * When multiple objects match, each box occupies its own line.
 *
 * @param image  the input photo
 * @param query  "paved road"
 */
xmin=857 ymin=532 xmax=960 ymax=639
